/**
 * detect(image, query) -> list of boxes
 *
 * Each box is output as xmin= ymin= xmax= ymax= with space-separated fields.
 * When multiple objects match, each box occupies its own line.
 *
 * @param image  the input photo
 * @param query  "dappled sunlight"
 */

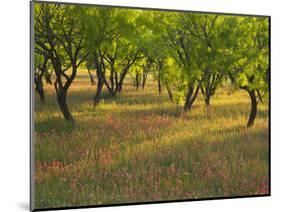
xmin=35 ymin=74 xmax=269 ymax=207
xmin=33 ymin=2 xmax=269 ymax=208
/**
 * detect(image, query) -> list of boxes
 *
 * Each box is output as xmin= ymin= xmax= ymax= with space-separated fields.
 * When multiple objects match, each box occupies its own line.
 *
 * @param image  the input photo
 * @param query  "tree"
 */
xmin=34 ymin=4 xmax=269 ymax=127
xmin=102 ymin=10 xmax=146 ymax=97
xmin=138 ymin=12 xmax=175 ymax=96
xmin=141 ymin=57 xmax=153 ymax=89
xmin=34 ymin=53 xmax=50 ymax=103
xmin=129 ymin=61 xmax=144 ymax=90
xmin=162 ymin=14 xmax=201 ymax=111
xmin=84 ymin=60 xmax=96 ymax=85
xmin=128 ymin=56 xmax=154 ymax=90
xmin=35 ymin=4 xmax=89 ymax=123
xmin=177 ymin=14 xmax=230 ymax=107
xmin=82 ymin=8 xmax=141 ymax=104
xmin=227 ymin=17 xmax=269 ymax=127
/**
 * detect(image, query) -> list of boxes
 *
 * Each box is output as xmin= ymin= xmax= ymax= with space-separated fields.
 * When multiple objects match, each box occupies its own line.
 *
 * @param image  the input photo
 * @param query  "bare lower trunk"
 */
xmin=94 ymin=78 xmax=103 ymax=106
xmin=108 ymin=66 xmax=115 ymax=96
xmin=205 ymin=94 xmax=211 ymax=107
xmin=45 ymin=74 xmax=52 ymax=85
xmin=158 ymin=77 xmax=162 ymax=95
xmin=88 ymin=69 xmax=95 ymax=85
xmin=184 ymin=85 xmax=200 ymax=111
xmin=35 ymin=77 xmax=45 ymax=103
xmin=142 ymin=73 xmax=147 ymax=89
xmin=118 ymin=83 xmax=123 ymax=92
xmin=109 ymin=89 xmax=115 ymax=97
xmin=256 ymin=89 xmax=263 ymax=103
xmin=166 ymin=86 xmax=173 ymax=102
xmin=135 ymin=73 xmax=140 ymax=90
xmin=115 ymin=78 xmax=124 ymax=93
xmin=247 ymin=90 xmax=257 ymax=128
xmin=56 ymin=89 xmax=74 ymax=123
xmin=201 ymin=86 xmax=212 ymax=107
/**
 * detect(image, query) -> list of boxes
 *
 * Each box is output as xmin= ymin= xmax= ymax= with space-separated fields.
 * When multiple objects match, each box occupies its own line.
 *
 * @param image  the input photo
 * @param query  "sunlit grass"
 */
xmin=34 ymin=73 xmax=269 ymax=208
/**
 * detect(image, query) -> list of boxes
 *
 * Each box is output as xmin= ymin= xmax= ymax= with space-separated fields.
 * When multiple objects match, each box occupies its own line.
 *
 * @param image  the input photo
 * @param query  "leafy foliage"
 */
xmin=33 ymin=2 xmax=269 ymax=127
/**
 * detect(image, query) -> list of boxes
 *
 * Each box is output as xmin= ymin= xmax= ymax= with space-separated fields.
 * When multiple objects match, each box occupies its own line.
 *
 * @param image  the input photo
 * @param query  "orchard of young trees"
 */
xmin=34 ymin=3 xmax=269 ymax=128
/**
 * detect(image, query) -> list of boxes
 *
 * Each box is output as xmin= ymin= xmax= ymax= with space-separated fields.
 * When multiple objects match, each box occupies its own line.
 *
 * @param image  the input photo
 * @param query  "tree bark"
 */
xmin=55 ymin=86 xmax=74 ymax=123
xmin=115 ymin=71 xmax=127 ymax=93
xmin=45 ymin=71 xmax=53 ymax=84
xmin=229 ymin=72 xmax=259 ymax=128
xmin=184 ymin=85 xmax=200 ymax=111
xmin=94 ymin=80 xmax=103 ymax=106
xmin=34 ymin=55 xmax=48 ymax=103
xmin=142 ymin=72 xmax=147 ymax=89
xmin=108 ymin=64 xmax=115 ymax=96
xmin=158 ymin=75 xmax=162 ymax=95
xmin=166 ymin=86 xmax=173 ymax=102
xmin=117 ymin=82 xmax=123 ymax=92
xmin=246 ymin=89 xmax=257 ymax=128
xmin=94 ymin=75 xmax=104 ymax=106
xmin=135 ymin=73 xmax=140 ymax=90
xmin=35 ymin=76 xmax=45 ymax=103
xmin=114 ymin=72 xmax=119 ymax=89
xmin=115 ymin=54 xmax=139 ymax=94
xmin=190 ymin=86 xmax=200 ymax=106
xmin=184 ymin=86 xmax=194 ymax=111
xmin=205 ymin=93 xmax=211 ymax=107
xmin=93 ymin=51 xmax=106 ymax=104
xmin=256 ymin=89 xmax=263 ymax=103
xmin=87 ymin=69 xmax=95 ymax=85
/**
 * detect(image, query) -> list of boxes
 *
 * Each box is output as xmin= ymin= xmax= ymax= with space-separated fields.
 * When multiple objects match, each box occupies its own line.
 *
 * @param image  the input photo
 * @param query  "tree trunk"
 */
xmin=166 ymin=86 xmax=173 ymax=102
xmin=109 ymin=66 xmax=115 ymax=96
xmin=88 ymin=69 xmax=95 ymax=85
xmin=109 ymin=88 xmax=115 ymax=97
xmin=118 ymin=83 xmax=123 ymax=92
xmin=190 ymin=85 xmax=200 ymax=106
xmin=184 ymin=85 xmax=200 ymax=111
xmin=256 ymin=89 xmax=263 ymax=103
xmin=114 ymin=72 xmax=119 ymax=89
xmin=142 ymin=73 xmax=147 ymax=89
xmin=106 ymin=71 xmax=115 ymax=97
xmin=247 ymin=89 xmax=257 ymax=128
xmin=135 ymin=73 xmax=140 ymax=90
xmin=205 ymin=94 xmax=211 ymax=107
xmin=115 ymin=72 xmax=126 ymax=94
xmin=94 ymin=78 xmax=103 ymax=106
xmin=35 ymin=76 xmax=45 ymax=103
xmin=56 ymin=88 xmax=74 ymax=123
xmin=93 ymin=51 xmax=105 ymax=104
xmin=184 ymin=86 xmax=194 ymax=111
xmin=201 ymin=86 xmax=211 ymax=107
xmin=158 ymin=76 xmax=162 ymax=95
xmin=116 ymin=74 xmax=125 ymax=93
xmin=45 ymin=72 xmax=53 ymax=85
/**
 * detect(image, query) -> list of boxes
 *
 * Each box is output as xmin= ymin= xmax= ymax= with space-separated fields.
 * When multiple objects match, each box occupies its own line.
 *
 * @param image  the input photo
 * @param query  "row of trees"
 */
xmin=34 ymin=3 xmax=269 ymax=127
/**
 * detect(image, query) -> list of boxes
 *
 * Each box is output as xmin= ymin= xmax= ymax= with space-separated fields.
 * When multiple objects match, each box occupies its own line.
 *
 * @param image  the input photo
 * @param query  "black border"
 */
xmin=30 ymin=1 xmax=271 ymax=211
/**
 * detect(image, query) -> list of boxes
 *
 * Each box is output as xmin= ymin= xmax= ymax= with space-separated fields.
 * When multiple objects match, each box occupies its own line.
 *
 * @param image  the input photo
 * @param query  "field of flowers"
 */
xmin=34 ymin=73 xmax=269 ymax=209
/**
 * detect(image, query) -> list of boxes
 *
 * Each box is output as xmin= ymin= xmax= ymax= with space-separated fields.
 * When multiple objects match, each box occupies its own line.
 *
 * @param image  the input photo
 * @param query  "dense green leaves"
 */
xmin=34 ymin=2 xmax=269 ymax=127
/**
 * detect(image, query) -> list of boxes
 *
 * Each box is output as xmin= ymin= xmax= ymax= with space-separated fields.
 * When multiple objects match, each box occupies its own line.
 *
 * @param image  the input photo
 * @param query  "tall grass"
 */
xmin=34 ymin=73 xmax=269 ymax=209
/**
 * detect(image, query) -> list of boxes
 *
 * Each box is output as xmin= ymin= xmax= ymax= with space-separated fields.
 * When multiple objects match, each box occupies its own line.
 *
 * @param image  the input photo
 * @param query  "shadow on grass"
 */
xmin=35 ymin=117 xmax=76 ymax=133
xmin=97 ymin=92 xmax=169 ymax=105
xmin=113 ymin=123 xmax=269 ymax=170
xmin=35 ymin=101 xmax=268 ymax=134
xmin=92 ymin=101 xmax=268 ymax=123
xmin=35 ymin=84 xmax=268 ymax=133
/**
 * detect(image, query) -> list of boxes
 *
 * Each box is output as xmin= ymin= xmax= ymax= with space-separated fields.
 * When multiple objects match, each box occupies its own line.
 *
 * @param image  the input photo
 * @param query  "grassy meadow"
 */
xmin=34 ymin=71 xmax=269 ymax=209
